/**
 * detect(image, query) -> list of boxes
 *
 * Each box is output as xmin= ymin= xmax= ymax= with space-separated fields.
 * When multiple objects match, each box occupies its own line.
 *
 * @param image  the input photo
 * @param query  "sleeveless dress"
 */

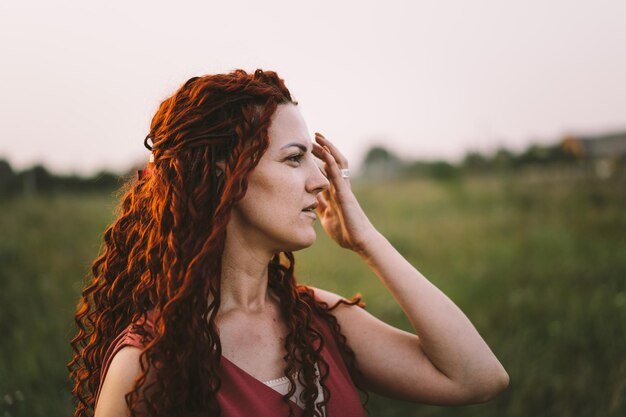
xmin=95 ymin=307 xmax=366 ymax=417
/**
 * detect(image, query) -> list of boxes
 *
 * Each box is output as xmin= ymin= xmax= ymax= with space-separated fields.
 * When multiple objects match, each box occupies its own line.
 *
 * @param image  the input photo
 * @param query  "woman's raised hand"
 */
xmin=311 ymin=132 xmax=377 ymax=254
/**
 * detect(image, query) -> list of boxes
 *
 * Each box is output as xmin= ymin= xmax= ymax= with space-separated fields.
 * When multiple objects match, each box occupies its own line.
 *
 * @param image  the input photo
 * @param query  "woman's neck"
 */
xmin=216 ymin=230 xmax=277 ymax=315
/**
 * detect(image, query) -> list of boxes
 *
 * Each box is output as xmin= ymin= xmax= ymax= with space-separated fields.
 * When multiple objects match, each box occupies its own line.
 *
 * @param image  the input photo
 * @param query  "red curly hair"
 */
xmin=68 ymin=69 xmax=369 ymax=417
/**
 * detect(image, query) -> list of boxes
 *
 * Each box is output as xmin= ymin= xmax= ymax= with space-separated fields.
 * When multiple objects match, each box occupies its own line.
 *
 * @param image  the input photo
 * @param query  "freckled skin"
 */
xmin=227 ymin=104 xmax=330 ymax=255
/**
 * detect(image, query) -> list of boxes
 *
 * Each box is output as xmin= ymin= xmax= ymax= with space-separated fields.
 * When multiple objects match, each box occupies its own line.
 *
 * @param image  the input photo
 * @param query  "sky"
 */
xmin=1 ymin=0 xmax=625 ymax=176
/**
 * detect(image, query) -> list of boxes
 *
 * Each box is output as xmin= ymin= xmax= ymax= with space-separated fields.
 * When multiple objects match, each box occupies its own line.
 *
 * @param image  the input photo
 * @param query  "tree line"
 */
xmin=360 ymin=140 xmax=595 ymax=181
xmin=1 ymin=134 xmax=623 ymax=197
xmin=0 ymin=159 xmax=124 ymax=197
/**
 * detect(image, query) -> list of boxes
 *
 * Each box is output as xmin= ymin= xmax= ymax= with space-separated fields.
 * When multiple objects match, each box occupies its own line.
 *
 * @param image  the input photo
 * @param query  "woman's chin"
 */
xmin=283 ymin=232 xmax=317 ymax=252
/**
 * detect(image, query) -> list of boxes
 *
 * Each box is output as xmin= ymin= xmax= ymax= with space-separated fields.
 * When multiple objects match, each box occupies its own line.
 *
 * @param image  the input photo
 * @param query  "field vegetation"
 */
xmin=1 ymin=173 xmax=624 ymax=416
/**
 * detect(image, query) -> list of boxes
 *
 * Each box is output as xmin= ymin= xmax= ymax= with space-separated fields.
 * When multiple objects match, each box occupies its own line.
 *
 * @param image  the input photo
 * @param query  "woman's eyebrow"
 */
xmin=280 ymin=142 xmax=310 ymax=153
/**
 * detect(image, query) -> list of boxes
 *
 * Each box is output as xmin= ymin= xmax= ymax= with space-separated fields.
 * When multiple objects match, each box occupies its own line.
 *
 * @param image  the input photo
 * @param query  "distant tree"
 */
xmin=546 ymin=143 xmax=578 ymax=163
xmin=17 ymin=165 xmax=54 ymax=195
xmin=493 ymin=148 xmax=515 ymax=169
xmin=515 ymin=144 xmax=544 ymax=166
xmin=55 ymin=174 xmax=82 ymax=192
xmin=0 ymin=158 xmax=13 ymax=176
xmin=0 ymin=158 xmax=18 ymax=196
xmin=400 ymin=161 xmax=431 ymax=177
xmin=0 ymin=159 xmax=124 ymax=197
xmin=399 ymin=160 xmax=460 ymax=181
xmin=462 ymin=151 xmax=490 ymax=172
xmin=361 ymin=145 xmax=403 ymax=179
xmin=512 ymin=143 xmax=575 ymax=167
xmin=429 ymin=160 xmax=460 ymax=180
xmin=90 ymin=170 xmax=122 ymax=190
xmin=363 ymin=145 xmax=401 ymax=165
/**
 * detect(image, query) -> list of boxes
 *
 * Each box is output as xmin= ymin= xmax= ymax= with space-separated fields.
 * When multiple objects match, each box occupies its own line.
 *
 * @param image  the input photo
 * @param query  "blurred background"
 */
xmin=1 ymin=1 xmax=625 ymax=416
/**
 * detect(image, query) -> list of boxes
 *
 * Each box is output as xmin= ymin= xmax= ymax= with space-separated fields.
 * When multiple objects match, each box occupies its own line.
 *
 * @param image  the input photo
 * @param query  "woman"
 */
xmin=68 ymin=69 xmax=509 ymax=417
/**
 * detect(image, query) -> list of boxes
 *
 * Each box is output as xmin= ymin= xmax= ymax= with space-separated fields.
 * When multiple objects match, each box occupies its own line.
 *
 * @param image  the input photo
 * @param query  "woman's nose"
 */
xmin=308 ymin=160 xmax=330 ymax=194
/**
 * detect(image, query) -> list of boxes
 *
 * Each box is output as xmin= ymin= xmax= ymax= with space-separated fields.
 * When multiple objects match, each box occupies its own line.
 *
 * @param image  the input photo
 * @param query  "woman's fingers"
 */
xmin=313 ymin=141 xmax=337 ymax=181
xmin=316 ymin=191 xmax=328 ymax=213
xmin=314 ymin=134 xmax=351 ymax=190
xmin=312 ymin=142 xmax=327 ymax=172
xmin=315 ymin=133 xmax=349 ymax=168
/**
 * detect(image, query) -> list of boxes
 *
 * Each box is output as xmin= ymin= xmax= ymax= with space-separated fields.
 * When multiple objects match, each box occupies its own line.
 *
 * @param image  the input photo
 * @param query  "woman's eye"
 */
xmin=287 ymin=154 xmax=304 ymax=164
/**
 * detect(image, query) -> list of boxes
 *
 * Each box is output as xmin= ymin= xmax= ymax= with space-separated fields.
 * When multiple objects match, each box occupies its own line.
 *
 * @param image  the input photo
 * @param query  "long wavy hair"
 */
xmin=68 ymin=69 xmax=369 ymax=417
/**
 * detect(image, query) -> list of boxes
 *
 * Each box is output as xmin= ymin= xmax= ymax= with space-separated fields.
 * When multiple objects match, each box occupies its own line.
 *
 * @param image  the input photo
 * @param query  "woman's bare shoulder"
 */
xmin=94 ymin=346 xmax=144 ymax=417
xmin=306 ymin=285 xmax=361 ymax=308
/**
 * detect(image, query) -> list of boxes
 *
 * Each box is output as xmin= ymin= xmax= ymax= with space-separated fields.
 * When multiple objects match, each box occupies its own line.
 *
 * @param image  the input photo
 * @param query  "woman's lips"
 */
xmin=301 ymin=210 xmax=317 ymax=220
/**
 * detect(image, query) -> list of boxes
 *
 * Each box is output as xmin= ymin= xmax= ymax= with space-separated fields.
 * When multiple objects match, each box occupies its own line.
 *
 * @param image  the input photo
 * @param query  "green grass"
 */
xmin=1 ymin=174 xmax=624 ymax=417
xmin=0 ymin=192 xmax=117 ymax=416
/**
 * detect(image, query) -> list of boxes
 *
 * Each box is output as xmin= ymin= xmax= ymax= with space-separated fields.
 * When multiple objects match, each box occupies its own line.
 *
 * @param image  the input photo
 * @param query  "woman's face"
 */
xmin=228 ymin=103 xmax=330 ymax=254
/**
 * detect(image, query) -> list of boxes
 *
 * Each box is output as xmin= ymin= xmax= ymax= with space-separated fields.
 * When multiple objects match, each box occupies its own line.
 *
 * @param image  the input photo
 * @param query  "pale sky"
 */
xmin=1 ymin=0 xmax=625 ymax=175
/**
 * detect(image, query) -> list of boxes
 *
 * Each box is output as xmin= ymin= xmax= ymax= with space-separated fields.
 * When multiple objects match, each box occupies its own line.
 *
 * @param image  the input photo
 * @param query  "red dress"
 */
xmin=95 ymin=308 xmax=366 ymax=417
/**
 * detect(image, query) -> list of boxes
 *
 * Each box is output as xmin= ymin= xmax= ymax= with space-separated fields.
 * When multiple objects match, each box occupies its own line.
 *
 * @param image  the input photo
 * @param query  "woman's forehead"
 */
xmin=268 ymin=104 xmax=312 ymax=150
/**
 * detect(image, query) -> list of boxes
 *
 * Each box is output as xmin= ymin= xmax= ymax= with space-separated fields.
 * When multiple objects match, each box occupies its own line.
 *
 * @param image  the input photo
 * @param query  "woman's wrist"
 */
xmin=353 ymin=227 xmax=384 ymax=259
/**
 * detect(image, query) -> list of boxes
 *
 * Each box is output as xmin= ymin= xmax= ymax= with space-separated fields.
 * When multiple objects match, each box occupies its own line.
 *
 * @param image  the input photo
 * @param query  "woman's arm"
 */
xmin=94 ymin=346 xmax=144 ymax=417
xmin=311 ymin=230 xmax=510 ymax=404
xmin=311 ymin=133 xmax=509 ymax=404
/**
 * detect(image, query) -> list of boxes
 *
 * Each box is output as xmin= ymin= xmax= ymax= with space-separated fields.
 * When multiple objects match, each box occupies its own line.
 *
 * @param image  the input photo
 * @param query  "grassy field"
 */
xmin=1 ymin=174 xmax=624 ymax=417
